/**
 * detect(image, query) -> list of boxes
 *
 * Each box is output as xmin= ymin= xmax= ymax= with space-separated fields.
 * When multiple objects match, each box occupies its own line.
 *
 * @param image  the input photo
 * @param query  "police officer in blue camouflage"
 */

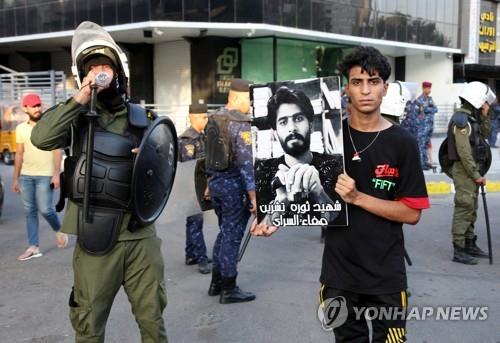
xmin=400 ymin=99 xmax=418 ymax=140
xmin=488 ymin=98 xmax=500 ymax=148
xmin=179 ymin=104 xmax=211 ymax=274
xmin=205 ymin=79 xmax=257 ymax=304
xmin=415 ymin=81 xmax=438 ymax=170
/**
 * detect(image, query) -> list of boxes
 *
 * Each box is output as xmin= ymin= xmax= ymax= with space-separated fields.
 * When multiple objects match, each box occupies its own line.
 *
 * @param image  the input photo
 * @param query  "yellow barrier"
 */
xmin=426 ymin=181 xmax=500 ymax=194
xmin=486 ymin=181 xmax=500 ymax=192
xmin=426 ymin=182 xmax=452 ymax=195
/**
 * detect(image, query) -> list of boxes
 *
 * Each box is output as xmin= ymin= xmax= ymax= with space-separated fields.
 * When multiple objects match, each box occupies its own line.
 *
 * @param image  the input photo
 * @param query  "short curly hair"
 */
xmin=339 ymin=46 xmax=391 ymax=82
xmin=267 ymin=87 xmax=314 ymax=130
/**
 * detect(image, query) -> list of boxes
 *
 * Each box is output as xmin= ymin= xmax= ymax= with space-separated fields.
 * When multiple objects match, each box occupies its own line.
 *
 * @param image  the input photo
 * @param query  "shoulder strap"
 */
xmin=450 ymin=111 xmax=469 ymax=129
xmin=226 ymin=110 xmax=251 ymax=122
xmin=180 ymin=127 xmax=198 ymax=139
xmin=127 ymin=102 xmax=150 ymax=129
xmin=214 ymin=107 xmax=251 ymax=122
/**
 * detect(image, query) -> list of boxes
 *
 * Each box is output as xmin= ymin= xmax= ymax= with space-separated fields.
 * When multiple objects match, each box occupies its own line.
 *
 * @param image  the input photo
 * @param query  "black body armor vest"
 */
xmin=446 ymin=110 xmax=491 ymax=176
xmin=68 ymin=127 xmax=139 ymax=209
xmin=446 ymin=112 xmax=486 ymax=163
xmin=60 ymin=103 xmax=152 ymax=255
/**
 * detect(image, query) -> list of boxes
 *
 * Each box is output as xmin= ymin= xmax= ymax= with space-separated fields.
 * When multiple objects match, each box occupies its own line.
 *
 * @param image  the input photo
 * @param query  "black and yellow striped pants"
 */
xmin=320 ymin=285 xmax=407 ymax=343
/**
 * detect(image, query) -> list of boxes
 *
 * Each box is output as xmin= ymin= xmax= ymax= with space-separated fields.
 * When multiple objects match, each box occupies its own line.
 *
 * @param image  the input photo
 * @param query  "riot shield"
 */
xmin=164 ymin=159 xmax=205 ymax=219
xmin=195 ymin=158 xmax=213 ymax=211
xmin=131 ymin=116 xmax=177 ymax=226
xmin=438 ymin=138 xmax=453 ymax=178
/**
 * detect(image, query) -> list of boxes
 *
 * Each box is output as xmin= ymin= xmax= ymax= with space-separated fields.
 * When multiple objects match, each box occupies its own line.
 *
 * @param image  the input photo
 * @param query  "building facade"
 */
xmin=0 ymin=0 xmax=462 ymax=131
xmin=457 ymin=0 xmax=500 ymax=93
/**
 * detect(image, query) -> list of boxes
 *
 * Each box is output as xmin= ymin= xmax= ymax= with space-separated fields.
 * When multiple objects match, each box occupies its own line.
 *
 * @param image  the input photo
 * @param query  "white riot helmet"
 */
xmin=380 ymin=81 xmax=411 ymax=117
xmin=71 ymin=21 xmax=129 ymax=93
xmin=459 ymin=81 xmax=496 ymax=109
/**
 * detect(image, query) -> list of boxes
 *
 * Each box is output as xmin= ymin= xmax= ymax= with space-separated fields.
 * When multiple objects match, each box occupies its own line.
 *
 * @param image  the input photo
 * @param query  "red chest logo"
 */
xmin=374 ymin=164 xmax=399 ymax=178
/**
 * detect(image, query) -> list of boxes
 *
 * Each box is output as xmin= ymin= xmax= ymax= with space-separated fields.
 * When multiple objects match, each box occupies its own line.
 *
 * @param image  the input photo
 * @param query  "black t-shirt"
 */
xmin=320 ymin=119 xmax=429 ymax=294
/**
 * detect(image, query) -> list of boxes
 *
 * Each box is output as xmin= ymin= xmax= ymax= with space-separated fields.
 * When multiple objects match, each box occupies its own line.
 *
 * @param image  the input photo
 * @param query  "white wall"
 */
xmin=405 ymin=53 xmax=455 ymax=105
xmin=154 ymin=40 xmax=192 ymax=133
xmin=405 ymin=52 xmax=455 ymax=132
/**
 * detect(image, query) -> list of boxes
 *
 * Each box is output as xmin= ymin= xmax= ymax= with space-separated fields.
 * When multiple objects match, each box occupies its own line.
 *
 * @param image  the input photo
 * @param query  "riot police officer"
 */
xmin=179 ymin=103 xmax=211 ymax=274
xmin=380 ymin=81 xmax=412 ymax=125
xmin=31 ymin=22 xmax=173 ymax=342
xmin=205 ymin=79 xmax=257 ymax=304
xmin=445 ymin=81 xmax=494 ymax=265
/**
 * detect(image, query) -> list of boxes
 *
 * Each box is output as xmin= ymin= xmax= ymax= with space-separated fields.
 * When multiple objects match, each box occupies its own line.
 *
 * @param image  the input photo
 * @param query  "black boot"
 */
xmin=187 ymin=256 xmax=212 ymax=266
xmin=465 ymin=236 xmax=489 ymax=258
xmin=219 ymin=276 xmax=256 ymax=304
xmin=208 ymin=269 xmax=222 ymax=296
xmin=185 ymin=256 xmax=197 ymax=265
xmin=453 ymin=244 xmax=478 ymax=265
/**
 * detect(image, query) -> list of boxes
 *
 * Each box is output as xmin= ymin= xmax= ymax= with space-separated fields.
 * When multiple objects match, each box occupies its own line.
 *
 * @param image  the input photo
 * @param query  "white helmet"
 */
xmin=71 ymin=21 xmax=129 ymax=91
xmin=380 ymin=81 xmax=411 ymax=117
xmin=459 ymin=81 xmax=496 ymax=109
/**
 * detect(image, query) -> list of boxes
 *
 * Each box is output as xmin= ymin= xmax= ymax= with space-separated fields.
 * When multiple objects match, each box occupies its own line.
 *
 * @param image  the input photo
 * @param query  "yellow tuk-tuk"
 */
xmin=0 ymin=104 xmax=28 ymax=165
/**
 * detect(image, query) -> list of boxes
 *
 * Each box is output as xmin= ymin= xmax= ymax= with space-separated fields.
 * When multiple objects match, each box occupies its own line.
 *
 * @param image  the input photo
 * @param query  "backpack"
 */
xmin=204 ymin=114 xmax=232 ymax=171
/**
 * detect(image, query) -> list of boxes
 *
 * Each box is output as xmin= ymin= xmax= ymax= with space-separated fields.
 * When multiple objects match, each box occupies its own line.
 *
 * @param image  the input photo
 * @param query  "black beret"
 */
xmin=189 ymin=103 xmax=208 ymax=114
xmin=230 ymin=78 xmax=250 ymax=92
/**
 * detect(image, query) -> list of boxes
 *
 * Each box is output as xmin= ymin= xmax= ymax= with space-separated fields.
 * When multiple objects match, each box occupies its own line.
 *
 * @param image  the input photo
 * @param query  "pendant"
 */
xmin=352 ymin=152 xmax=361 ymax=162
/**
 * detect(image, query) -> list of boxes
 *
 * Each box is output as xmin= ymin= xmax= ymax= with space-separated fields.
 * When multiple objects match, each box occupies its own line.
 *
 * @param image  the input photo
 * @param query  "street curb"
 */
xmin=426 ymin=181 xmax=500 ymax=195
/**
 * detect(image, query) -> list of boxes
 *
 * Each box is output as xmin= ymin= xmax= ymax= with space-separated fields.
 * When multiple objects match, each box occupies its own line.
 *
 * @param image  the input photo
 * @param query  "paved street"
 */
xmin=1 ymin=153 xmax=500 ymax=343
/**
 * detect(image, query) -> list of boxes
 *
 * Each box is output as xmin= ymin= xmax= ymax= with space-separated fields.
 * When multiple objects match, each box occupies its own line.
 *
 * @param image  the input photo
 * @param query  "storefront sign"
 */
xmin=191 ymin=37 xmax=241 ymax=105
xmin=479 ymin=10 xmax=496 ymax=53
xmin=216 ymin=47 xmax=239 ymax=94
xmin=477 ymin=0 xmax=498 ymax=65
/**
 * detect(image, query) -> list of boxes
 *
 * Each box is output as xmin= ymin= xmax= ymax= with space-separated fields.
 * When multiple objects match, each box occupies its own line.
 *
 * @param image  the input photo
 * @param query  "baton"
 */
xmin=82 ymin=84 xmax=100 ymax=223
xmin=480 ymin=185 xmax=493 ymax=264
xmin=404 ymin=248 xmax=413 ymax=266
xmin=238 ymin=216 xmax=254 ymax=262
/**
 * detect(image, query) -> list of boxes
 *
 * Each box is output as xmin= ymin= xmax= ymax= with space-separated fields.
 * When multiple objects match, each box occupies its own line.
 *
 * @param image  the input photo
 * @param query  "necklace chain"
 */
xmin=347 ymin=123 xmax=381 ymax=161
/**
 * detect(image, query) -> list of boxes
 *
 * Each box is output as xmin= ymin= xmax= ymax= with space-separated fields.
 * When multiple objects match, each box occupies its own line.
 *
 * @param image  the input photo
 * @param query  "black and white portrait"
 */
xmin=251 ymin=77 xmax=348 ymax=227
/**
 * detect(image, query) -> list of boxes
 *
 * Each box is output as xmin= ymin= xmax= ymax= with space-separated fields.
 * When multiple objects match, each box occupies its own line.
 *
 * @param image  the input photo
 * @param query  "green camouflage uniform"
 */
xmin=31 ymin=98 xmax=167 ymax=343
xmin=450 ymin=106 xmax=491 ymax=248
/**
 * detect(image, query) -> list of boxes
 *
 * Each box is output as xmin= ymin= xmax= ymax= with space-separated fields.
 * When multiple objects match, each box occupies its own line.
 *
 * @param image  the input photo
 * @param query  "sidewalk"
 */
xmin=424 ymin=135 xmax=500 ymax=194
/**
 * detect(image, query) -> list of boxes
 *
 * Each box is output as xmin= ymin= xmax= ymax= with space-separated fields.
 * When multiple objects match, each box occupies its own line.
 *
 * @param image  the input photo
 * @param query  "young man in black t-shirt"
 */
xmin=252 ymin=46 xmax=430 ymax=342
